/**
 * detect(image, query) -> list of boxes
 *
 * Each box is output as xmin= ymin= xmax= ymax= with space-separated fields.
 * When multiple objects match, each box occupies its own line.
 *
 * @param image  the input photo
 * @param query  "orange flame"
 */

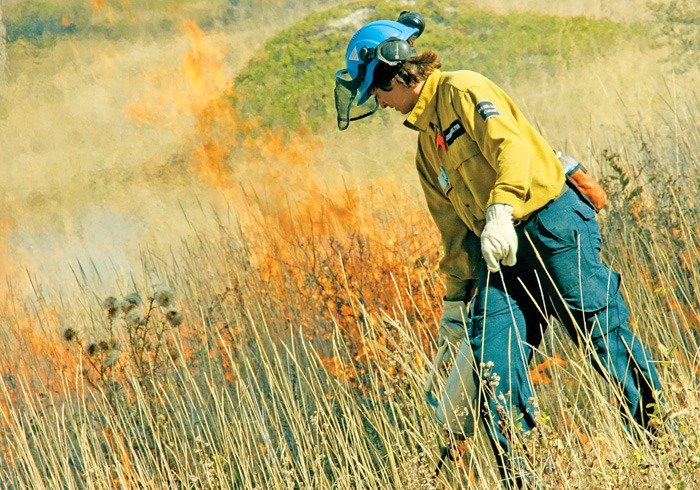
xmin=127 ymin=19 xmax=326 ymax=211
xmin=128 ymin=20 xmax=230 ymax=126
xmin=530 ymin=353 xmax=566 ymax=384
xmin=1 ymin=18 xmax=438 ymax=397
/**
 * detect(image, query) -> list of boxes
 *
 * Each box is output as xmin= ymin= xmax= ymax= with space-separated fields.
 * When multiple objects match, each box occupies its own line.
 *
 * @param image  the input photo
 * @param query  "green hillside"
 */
xmin=3 ymin=0 xmax=233 ymax=45
xmin=232 ymin=0 xmax=648 ymax=131
xmin=3 ymin=0 xmax=650 ymax=133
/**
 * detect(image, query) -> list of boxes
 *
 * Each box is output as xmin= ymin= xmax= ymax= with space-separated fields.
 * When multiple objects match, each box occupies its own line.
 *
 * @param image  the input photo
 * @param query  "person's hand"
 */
xmin=481 ymin=203 xmax=518 ymax=272
xmin=438 ymin=300 xmax=468 ymax=348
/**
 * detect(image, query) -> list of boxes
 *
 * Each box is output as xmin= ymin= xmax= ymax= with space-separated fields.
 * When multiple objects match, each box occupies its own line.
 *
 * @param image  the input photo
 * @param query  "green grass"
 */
xmin=3 ymin=0 xmax=232 ymax=46
xmin=3 ymin=0 xmax=650 ymax=131
xmin=4 ymin=1 xmax=84 ymax=46
xmin=232 ymin=0 xmax=649 ymax=131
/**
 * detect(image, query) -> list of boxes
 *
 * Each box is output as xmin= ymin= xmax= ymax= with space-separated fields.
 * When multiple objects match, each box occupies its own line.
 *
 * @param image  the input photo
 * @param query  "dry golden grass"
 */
xmin=0 ymin=1 xmax=698 ymax=488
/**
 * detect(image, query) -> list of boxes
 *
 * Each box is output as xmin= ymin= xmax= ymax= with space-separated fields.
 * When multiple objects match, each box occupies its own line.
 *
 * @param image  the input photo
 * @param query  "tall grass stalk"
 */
xmin=0 ymin=91 xmax=699 ymax=490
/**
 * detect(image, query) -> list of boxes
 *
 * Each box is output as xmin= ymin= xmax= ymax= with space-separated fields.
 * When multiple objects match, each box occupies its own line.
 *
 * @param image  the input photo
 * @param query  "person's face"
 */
xmin=370 ymin=78 xmax=421 ymax=115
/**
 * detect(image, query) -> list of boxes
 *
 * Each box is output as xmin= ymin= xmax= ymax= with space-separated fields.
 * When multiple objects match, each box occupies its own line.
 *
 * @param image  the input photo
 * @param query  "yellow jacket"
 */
xmin=404 ymin=69 xmax=565 ymax=300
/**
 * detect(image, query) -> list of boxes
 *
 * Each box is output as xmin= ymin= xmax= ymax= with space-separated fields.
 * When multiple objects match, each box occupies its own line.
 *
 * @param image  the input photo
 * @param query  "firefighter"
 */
xmin=335 ymin=12 xmax=664 ymax=487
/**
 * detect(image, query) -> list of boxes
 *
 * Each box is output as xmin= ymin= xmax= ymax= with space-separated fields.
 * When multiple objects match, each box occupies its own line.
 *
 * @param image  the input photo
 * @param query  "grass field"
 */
xmin=0 ymin=0 xmax=698 ymax=488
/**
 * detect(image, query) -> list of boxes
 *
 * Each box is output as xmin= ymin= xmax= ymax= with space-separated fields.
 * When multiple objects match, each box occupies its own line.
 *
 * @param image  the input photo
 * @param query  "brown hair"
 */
xmin=369 ymin=50 xmax=441 ymax=92
xmin=396 ymin=50 xmax=441 ymax=87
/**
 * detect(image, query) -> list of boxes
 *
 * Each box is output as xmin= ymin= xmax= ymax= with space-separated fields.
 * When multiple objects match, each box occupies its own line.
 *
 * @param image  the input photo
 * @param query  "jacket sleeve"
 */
xmin=416 ymin=145 xmax=479 ymax=301
xmin=450 ymin=85 xmax=535 ymax=216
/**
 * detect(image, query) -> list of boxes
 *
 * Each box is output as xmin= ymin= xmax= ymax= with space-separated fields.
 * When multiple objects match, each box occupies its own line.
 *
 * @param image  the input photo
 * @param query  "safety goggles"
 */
xmin=359 ymin=37 xmax=416 ymax=66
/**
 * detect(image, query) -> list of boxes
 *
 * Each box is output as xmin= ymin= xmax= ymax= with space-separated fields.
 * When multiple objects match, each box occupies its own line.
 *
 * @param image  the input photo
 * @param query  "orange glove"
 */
xmin=568 ymin=166 xmax=608 ymax=212
xmin=558 ymin=153 xmax=608 ymax=212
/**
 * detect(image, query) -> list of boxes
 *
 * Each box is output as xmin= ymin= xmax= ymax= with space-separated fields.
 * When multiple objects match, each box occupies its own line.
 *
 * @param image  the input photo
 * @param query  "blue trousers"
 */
xmin=467 ymin=188 xmax=662 ymax=485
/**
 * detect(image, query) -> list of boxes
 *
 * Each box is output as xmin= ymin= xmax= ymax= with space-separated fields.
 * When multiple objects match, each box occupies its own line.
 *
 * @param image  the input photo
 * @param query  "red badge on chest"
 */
xmin=436 ymin=133 xmax=447 ymax=151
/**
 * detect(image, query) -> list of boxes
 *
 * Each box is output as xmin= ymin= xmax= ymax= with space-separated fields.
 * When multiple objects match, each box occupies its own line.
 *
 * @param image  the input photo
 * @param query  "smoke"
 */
xmin=0 ymin=9 xmax=377 ymax=297
xmin=0 ymin=0 xmax=695 ymax=300
xmin=0 ymin=13 xmax=266 ymax=293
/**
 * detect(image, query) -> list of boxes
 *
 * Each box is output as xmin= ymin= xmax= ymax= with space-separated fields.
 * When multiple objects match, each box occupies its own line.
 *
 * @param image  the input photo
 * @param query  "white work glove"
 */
xmin=438 ymin=300 xmax=468 ymax=349
xmin=481 ymin=203 xmax=518 ymax=272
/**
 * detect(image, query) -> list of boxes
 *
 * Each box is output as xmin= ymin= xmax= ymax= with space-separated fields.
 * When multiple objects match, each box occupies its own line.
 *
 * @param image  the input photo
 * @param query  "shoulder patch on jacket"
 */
xmin=443 ymin=120 xmax=465 ymax=147
xmin=476 ymin=100 xmax=500 ymax=121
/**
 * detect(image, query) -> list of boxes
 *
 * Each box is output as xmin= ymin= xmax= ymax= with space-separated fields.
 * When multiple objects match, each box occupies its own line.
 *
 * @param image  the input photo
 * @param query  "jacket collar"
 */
xmin=403 ymin=69 xmax=441 ymax=132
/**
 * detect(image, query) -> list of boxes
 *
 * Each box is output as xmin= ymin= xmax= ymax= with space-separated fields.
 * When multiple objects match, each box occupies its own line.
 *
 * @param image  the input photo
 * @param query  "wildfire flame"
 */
xmin=127 ymin=19 xmax=328 ymax=225
xmin=530 ymin=353 xmax=567 ymax=384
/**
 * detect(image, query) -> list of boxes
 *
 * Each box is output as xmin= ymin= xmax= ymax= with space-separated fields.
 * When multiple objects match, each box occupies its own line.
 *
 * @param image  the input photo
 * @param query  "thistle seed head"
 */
xmin=124 ymin=308 xmax=145 ymax=327
xmin=165 ymin=307 xmax=183 ymax=327
xmin=62 ymin=326 xmax=77 ymax=342
xmin=121 ymin=293 xmax=142 ymax=313
xmin=102 ymin=296 xmax=121 ymax=320
xmin=102 ymin=349 xmax=120 ymax=368
xmin=85 ymin=342 xmax=99 ymax=357
xmin=101 ymin=296 xmax=119 ymax=310
xmin=154 ymin=287 xmax=174 ymax=307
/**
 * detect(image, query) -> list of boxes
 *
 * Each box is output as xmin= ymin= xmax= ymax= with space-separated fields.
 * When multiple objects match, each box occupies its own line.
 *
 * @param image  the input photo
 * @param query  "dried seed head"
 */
xmin=102 ymin=296 xmax=121 ymax=320
xmin=62 ymin=326 xmax=77 ymax=342
xmin=101 ymin=296 xmax=119 ymax=310
xmin=124 ymin=308 xmax=145 ymax=327
xmin=85 ymin=342 xmax=99 ymax=357
xmin=121 ymin=293 xmax=142 ymax=313
xmin=102 ymin=349 xmax=120 ymax=368
xmin=165 ymin=307 xmax=183 ymax=327
xmin=154 ymin=287 xmax=174 ymax=307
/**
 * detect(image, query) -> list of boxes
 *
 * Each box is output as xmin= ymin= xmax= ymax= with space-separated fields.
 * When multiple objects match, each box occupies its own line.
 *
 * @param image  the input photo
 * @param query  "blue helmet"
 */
xmin=334 ymin=12 xmax=424 ymax=130
xmin=344 ymin=20 xmax=419 ymax=104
